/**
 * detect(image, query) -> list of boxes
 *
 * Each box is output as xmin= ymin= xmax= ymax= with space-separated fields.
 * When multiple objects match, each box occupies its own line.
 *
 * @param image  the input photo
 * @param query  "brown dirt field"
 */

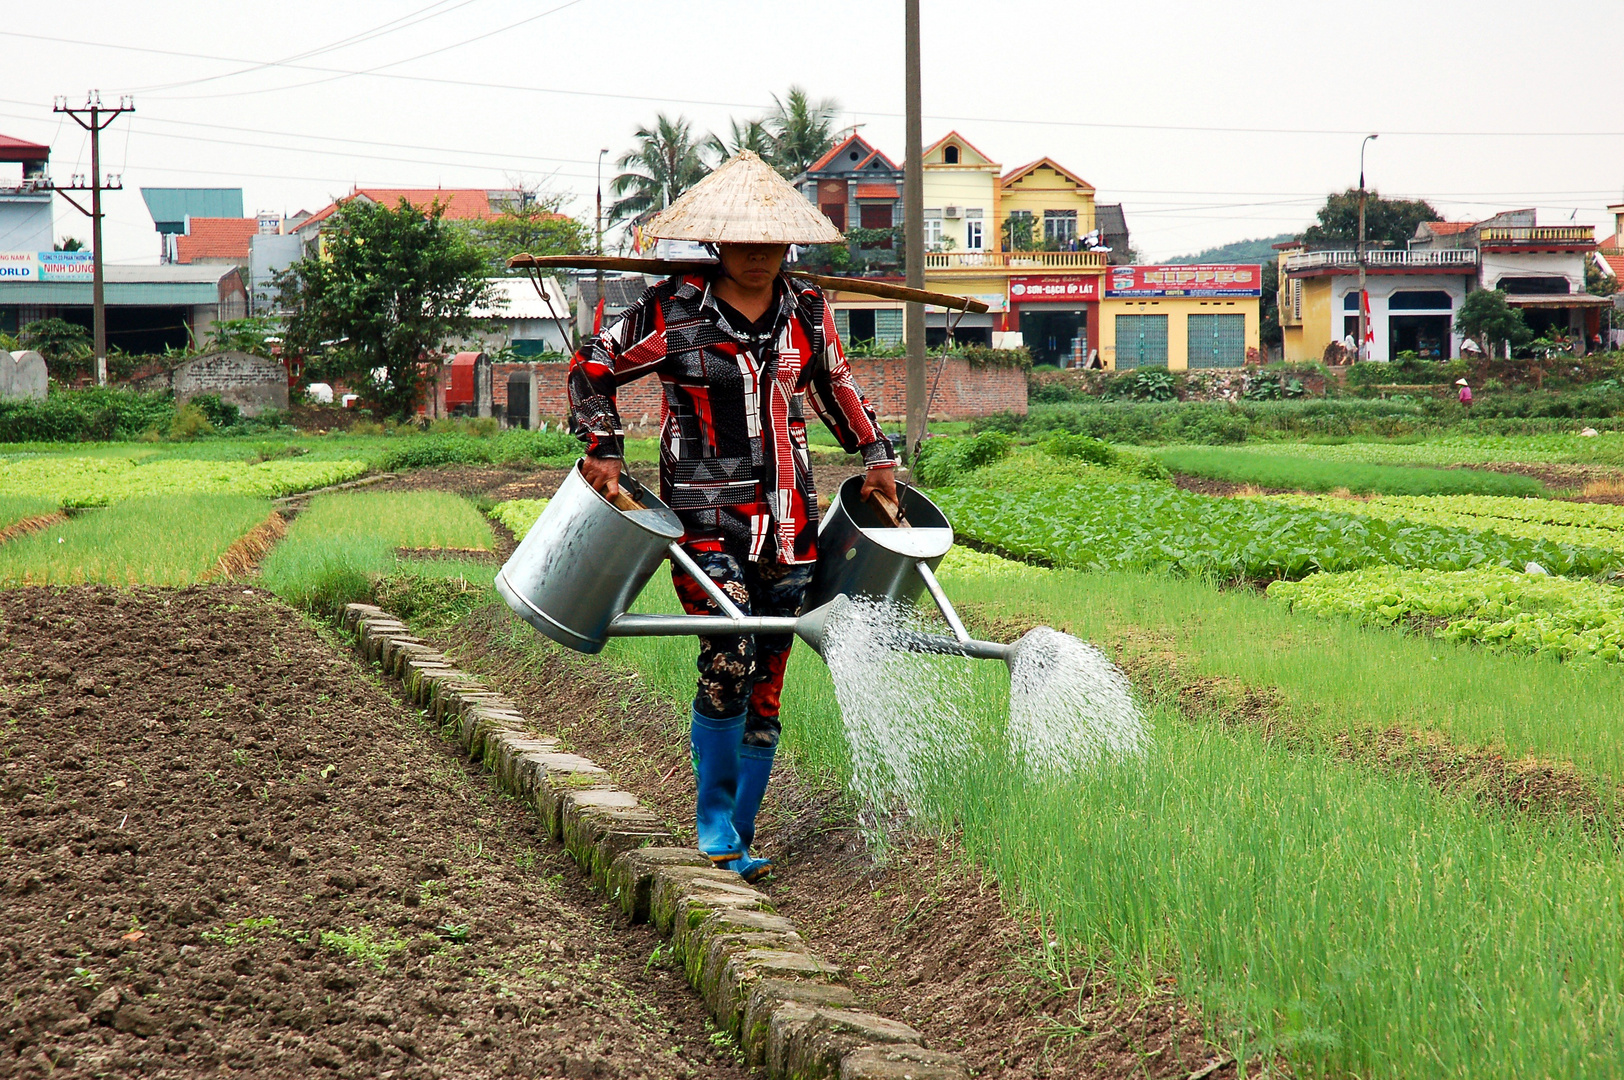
xmin=0 ymin=586 xmax=748 ymax=1080
xmin=428 ymin=606 xmax=1227 ymax=1080
xmin=1170 ymin=475 xmax=1291 ymax=498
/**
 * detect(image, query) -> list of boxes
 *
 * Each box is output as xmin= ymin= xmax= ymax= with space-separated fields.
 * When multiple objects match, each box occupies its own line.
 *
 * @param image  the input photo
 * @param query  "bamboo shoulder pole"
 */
xmin=507 ymin=253 xmax=989 ymax=314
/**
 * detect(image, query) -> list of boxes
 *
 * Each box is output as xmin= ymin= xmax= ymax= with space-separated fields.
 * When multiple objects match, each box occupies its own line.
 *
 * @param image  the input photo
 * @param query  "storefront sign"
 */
xmin=0 ymin=253 xmax=38 ymax=280
xmin=1008 ymin=275 xmax=1099 ymax=302
xmin=39 ymin=251 xmax=93 ymax=282
xmin=1106 ymin=264 xmax=1262 ymax=298
xmin=0 ymin=251 xmax=95 ymax=282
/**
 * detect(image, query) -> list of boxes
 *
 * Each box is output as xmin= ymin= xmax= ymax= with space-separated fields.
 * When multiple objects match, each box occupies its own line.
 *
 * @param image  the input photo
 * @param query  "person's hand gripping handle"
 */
xmin=581 ymin=455 xmax=625 ymax=503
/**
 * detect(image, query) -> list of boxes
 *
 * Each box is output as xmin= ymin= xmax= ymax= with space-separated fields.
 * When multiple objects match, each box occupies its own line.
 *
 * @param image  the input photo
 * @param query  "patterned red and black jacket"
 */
xmin=568 ymin=271 xmax=895 ymax=565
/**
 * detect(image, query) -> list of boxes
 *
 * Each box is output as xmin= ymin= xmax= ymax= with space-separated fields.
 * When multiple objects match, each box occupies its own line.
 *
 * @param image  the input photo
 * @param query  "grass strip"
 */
xmin=258 ymin=490 xmax=494 ymax=612
xmin=1153 ymin=446 xmax=1546 ymax=496
xmin=0 ymin=495 xmax=64 ymax=535
xmin=517 ymin=556 xmax=1624 ymax=1077
xmin=0 ymin=495 xmax=273 ymax=586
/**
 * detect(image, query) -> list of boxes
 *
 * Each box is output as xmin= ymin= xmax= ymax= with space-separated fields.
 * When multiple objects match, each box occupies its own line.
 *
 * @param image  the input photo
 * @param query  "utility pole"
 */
xmin=1357 ymin=132 xmax=1378 ymax=364
xmin=903 ymin=0 xmax=926 ymax=461
xmin=52 ymin=91 xmax=134 ymax=386
xmin=595 ymin=148 xmax=608 ymax=342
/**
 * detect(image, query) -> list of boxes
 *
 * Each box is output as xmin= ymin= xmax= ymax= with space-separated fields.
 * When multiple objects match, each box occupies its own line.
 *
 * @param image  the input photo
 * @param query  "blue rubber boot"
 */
xmin=690 ymin=707 xmax=745 ymax=865
xmin=731 ymin=742 xmax=777 ymax=883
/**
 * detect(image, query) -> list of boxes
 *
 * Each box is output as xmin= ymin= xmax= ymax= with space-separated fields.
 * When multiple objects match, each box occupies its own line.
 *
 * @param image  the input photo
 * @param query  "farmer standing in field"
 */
xmin=1457 ymin=378 xmax=1473 ymax=407
xmin=568 ymin=151 xmax=898 ymax=882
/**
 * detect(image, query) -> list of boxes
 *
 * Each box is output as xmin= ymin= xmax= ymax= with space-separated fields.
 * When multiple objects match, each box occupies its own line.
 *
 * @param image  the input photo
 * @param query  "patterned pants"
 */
xmin=672 ymin=548 xmax=813 ymax=748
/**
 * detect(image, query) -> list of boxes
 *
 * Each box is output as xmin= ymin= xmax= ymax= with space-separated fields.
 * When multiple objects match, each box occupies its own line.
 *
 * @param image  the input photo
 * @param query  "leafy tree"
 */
xmin=765 ymin=86 xmax=840 ymax=178
xmin=1301 ymin=190 xmax=1441 ymax=250
xmin=609 ymin=114 xmax=711 ymax=224
xmin=1585 ymin=257 xmax=1616 ymax=297
xmin=276 ymin=198 xmax=495 ymax=421
xmin=53 ymin=237 xmax=84 ymax=252
xmin=461 ymin=187 xmax=591 ymax=273
xmin=1455 ymin=288 xmax=1531 ymax=357
xmin=1259 ymin=260 xmax=1282 ymax=350
xmin=708 ymin=118 xmax=773 ymax=162
xmin=19 ymin=317 xmax=91 ymax=363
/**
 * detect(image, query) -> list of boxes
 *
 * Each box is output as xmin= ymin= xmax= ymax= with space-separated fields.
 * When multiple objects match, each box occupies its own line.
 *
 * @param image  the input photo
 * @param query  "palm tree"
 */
xmin=608 ymin=114 xmax=711 ymax=224
xmin=765 ymin=87 xmax=841 ymax=179
xmin=707 ymin=117 xmax=773 ymax=162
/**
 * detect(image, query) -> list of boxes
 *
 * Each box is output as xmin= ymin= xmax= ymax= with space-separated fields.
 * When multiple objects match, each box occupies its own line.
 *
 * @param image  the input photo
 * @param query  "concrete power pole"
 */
xmin=903 ymin=0 xmax=926 ymax=461
xmin=52 ymin=91 xmax=135 ymax=386
xmin=1357 ymin=133 xmax=1377 ymax=363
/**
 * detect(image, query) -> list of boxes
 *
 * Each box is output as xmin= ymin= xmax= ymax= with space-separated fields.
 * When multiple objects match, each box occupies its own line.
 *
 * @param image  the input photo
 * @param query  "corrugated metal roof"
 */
xmin=472 ymin=276 xmax=570 ymax=320
xmin=0 ymin=133 xmax=50 ymax=162
xmin=574 ymin=274 xmax=654 ymax=309
xmin=0 ymin=264 xmax=238 ymax=305
xmin=140 ymin=188 xmax=245 ymax=233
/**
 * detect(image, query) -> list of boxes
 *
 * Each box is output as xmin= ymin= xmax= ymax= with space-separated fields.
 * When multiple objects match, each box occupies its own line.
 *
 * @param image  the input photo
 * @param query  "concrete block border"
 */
xmin=339 ymin=603 xmax=969 ymax=1080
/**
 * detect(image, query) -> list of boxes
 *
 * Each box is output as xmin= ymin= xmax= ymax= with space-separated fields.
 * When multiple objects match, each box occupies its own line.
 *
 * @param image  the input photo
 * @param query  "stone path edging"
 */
xmin=339 ymin=602 xmax=969 ymax=1080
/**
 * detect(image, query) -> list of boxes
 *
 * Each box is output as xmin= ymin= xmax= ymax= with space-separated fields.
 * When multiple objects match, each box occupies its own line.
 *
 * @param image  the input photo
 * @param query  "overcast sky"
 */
xmin=4 ymin=0 xmax=1621 ymax=265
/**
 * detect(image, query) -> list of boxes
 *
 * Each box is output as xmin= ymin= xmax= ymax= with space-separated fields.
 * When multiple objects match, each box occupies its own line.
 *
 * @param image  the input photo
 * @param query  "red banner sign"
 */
xmin=1105 ymin=264 xmax=1262 ymax=298
xmin=1009 ymin=275 xmax=1099 ymax=302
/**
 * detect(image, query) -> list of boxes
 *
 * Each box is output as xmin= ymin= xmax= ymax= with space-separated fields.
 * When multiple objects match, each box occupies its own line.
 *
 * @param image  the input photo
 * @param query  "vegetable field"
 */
xmin=1154 ymin=445 xmax=1546 ymax=496
xmin=1269 ymin=492 xmax=1624 ymax=555
xmin=0 ymin=455 xmax=368 ymax=505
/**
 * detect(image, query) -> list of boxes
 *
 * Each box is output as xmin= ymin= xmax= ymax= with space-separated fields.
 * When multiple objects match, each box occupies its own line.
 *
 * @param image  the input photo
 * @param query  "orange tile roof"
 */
xmin=855 ymin=183 xmax=898 ymax=199
xmin=174 ymin=217 xmax=259 ymax=264
xmin=296 ymin=187 xmax=500 ymax=231
xmin=1601 ymin=251 xmax=1624 ymax=281
xmin=1424 ymin=220 xmax=1476 ymax=236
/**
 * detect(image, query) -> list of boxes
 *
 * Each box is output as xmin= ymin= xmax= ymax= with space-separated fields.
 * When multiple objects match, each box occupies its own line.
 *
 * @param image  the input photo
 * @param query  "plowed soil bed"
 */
xmin=0 ymin=585 xmax=746 ymax=1080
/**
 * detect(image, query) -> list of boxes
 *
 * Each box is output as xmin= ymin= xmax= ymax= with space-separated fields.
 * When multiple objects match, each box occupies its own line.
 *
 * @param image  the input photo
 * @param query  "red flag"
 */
xmin=1361 ymin=290 xmax=1374 ymax=344
xmin=593 ymin=296 xmax=606 ymax=333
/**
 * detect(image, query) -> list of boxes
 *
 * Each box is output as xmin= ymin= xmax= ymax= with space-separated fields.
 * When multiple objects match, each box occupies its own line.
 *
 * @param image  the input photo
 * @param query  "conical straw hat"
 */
xmin=645 ymin=150 xmax=844 ymax=244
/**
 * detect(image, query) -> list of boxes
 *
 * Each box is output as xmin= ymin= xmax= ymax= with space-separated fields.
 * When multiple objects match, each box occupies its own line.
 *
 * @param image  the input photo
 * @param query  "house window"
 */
xmin=944 ymin=145 xmax=960 ymax=164
xmin=923 ymin=213 xmax=943 ymax=249
xmin=1044 ymin=209 xmax=1078 ymax=244
xmin=1005 ymin=209 xmax=1034 ymax=251
xmin=1290 ymin=280 xmax=1302 ymax=321
xmin=1388 ymin=290 xmax=1454 ymax=310
xmin=964 ymin=209 xmax=984 ymax=251
xmin=859 ymin=203 xmax=893 ymax=230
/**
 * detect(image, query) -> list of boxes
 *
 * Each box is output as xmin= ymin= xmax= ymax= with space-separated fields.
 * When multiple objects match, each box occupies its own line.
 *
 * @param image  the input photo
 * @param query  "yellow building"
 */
xmin=1097 ymin=264 xmax=1262 ymax=370
xmin=917 ymin=134 xmax=1108 ymax=363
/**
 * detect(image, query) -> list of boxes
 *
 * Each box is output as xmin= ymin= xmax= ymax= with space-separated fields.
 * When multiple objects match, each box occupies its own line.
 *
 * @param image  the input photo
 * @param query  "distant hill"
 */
xmin=1163 ymin=233 xmax=1295 ymax=265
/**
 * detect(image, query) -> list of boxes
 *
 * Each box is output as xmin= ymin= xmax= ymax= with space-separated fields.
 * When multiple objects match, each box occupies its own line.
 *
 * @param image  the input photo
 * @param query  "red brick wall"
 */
xmin=429 ymin=356 xmax=1026 ymax=424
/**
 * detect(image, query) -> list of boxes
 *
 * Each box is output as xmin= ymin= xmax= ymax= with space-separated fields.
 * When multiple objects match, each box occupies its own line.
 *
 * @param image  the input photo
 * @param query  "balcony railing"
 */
xmin=922 ymin=250 xmax=1107 ymax=271
xmin=1479 ymin=226 xmax=1595 ymax=244
xmin=1284 ymin=249 xmax=1478 ymax=272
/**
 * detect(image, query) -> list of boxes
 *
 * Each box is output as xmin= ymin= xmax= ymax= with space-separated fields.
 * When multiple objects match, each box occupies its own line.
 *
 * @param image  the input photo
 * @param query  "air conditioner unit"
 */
xmin=942 ymin=205 xmax=962 ymax=219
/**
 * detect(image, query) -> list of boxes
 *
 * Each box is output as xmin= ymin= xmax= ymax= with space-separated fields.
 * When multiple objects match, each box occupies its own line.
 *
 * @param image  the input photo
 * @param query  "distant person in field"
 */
xmin=1457 ymin=378 xmax=1473 ymax=407
xmin=568 ymin=152 xmax=896 ymax=883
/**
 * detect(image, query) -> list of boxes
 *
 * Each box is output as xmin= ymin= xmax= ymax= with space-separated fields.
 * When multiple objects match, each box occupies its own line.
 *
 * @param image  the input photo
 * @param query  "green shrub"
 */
xmin=169 ymin=403 xmax=215 ymax=440
xmin=912 ymin=432 xmax=1011 ymax=487
xmin=1044 ymin=433 xmax=1115 ymax=466
xmin=188 ymin=393 xmax=240 ymax=429
xmin=0 ymin=387 xmax=176 ymax=442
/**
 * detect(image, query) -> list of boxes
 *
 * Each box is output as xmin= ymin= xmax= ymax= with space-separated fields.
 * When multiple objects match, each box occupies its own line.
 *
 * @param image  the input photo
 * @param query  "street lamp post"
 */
xmin=1358 ymin=133 xmax=1378 ymax=362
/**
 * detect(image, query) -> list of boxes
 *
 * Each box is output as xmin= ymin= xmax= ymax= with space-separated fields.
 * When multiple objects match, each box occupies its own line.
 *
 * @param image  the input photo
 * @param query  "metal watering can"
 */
xmin=494 ymin=461 xmax=1018 ymax=665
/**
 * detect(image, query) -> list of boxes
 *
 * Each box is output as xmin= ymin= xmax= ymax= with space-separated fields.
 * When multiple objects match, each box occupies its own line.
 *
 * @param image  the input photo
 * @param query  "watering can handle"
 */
xmin=610 ymin=491 xmax=647 ymax=513
xmin=865 ymin=490 xmax=910 ymax=529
